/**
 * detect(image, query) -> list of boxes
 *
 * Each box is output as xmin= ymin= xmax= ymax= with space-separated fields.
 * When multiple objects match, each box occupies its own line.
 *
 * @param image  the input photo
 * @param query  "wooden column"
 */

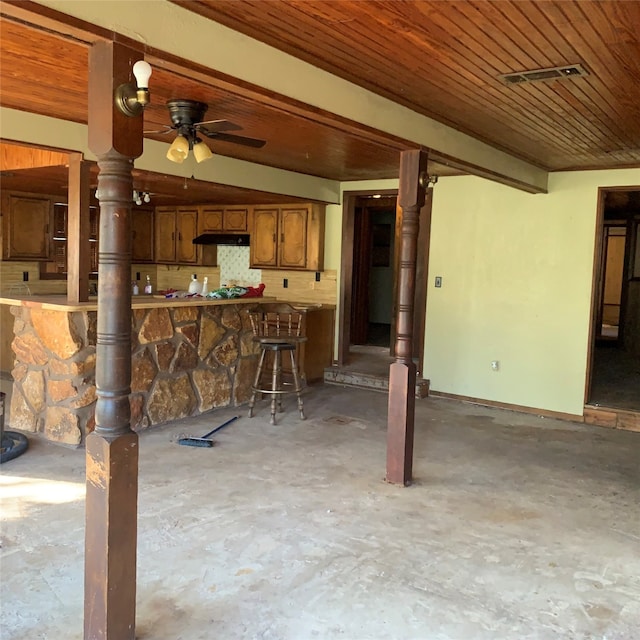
xmin=67 ymin=153 xmax=91 ymax=304
xmin=85 ymin=41 xmax=144 ymax=640
xmin=386 ymin=149 xmax=428 ymax=486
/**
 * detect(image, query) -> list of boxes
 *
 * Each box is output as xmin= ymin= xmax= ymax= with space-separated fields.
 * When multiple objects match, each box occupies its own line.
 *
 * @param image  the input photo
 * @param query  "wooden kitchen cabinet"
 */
xmin=2 ymin=192 xmax=53 ymax=260
xmin=262 ymin=302 xmax=335 ymax=382
xmin=154 ymin=206 xmax=199 ymax=264
xmin=199 ymin=206 xmax=248 ymax=233
xmin=41 ymin=202 xmax=100 ymax=276
xmin=250 ymin=203 xmax=325 ymax=271
xmin=131 ymin=207 xmax=154 ymax=263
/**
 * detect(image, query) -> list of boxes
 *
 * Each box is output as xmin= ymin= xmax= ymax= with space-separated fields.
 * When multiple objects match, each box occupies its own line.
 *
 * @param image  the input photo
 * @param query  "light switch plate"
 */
xmin=435 ymin=276 xmax=442 ymax=288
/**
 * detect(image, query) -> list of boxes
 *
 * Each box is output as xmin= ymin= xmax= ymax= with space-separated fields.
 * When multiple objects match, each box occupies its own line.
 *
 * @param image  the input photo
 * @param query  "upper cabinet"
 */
xmin=250 ymin=203 xmax=325 ymax=271
xmin=2 ymin=192 xmax=53 ymax=260
xmin=41 ymin=201 xmax=99 ymax=277
xmin=199 ymin=206 xmax=248 ymax=233
xmin=154 ymin=206 xmax=199 ymax=264
xmin=131 ymin=207 xmax=154 ymax=263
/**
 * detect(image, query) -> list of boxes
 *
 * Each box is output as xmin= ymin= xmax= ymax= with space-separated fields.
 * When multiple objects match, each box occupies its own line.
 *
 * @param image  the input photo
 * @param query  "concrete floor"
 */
xmin=2 ymin=385 xmax=639 ymax=640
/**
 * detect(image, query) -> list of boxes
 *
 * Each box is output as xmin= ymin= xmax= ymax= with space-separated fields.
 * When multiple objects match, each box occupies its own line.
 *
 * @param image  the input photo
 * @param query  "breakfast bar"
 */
xmin=1 ymin=294 xmax=322 ymax=445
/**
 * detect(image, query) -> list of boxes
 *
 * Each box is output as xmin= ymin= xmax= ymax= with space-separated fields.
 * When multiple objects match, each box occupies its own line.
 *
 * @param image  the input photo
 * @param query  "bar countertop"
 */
xmin=0 ymin=294 xmax=280 ymax=312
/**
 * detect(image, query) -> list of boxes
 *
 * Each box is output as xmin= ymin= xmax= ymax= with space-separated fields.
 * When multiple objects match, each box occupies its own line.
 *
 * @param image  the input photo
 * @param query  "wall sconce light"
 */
xmin=115 ymin=59 xmax=152 ymax=117
xmin=166 ymin=129 xmax=214 ymax=164
xmin=418 ymin=173 xmax=439 ymax=189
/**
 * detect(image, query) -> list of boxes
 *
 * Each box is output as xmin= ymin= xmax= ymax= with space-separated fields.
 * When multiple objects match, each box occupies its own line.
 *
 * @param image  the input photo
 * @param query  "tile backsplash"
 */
xmin=218 ymin=246 xmax=262 ymax=286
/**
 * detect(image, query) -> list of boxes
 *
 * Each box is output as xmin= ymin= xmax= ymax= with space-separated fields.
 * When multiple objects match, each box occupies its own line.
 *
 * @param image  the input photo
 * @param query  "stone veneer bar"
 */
xmin=2 ymin=296 xmax=271 ymax=445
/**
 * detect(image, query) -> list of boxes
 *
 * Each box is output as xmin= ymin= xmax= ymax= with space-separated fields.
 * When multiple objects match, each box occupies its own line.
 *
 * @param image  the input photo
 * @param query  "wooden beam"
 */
xmin=386 ymin=149 xmax=428 ymax=486
xmin=66 ymin=154 xmax=91 ymax=304
xmin=84 ymin=40 xmax=144 ymax=640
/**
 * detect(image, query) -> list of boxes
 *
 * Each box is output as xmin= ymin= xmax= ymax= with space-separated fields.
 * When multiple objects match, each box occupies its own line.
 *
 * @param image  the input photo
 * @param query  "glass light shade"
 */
xmin=132 ymin=60 xmax=152 ymax=88
xmin=193 ymin=140 xmax=213 ymax=163
xmin=143 ymin=192 xmax=151 ymax=204
xmin=166 ymin=135 xmax=189 ymax=163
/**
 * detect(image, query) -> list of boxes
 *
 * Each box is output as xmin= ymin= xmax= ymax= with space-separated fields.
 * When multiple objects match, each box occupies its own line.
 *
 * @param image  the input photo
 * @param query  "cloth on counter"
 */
xmin=208 ymin=283 xmax=266 ymax=299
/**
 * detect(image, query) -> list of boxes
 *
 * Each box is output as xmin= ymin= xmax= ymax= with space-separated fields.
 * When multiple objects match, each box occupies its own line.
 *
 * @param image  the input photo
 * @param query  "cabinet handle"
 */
xmin=280 ymin=233 xmax=284 ymax=242
xmin=273 ymin=233 xmax=276 ymax=243
xmin=178 ymin=232 xmax=182 ymax=241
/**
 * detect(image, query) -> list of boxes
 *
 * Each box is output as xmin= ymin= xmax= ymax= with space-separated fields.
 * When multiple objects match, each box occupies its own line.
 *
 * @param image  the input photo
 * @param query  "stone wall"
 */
xmin=8 ymin=303 xmax=261 ymax=446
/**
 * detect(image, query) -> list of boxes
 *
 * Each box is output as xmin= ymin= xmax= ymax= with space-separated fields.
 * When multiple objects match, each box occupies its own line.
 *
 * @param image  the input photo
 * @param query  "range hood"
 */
xmin=192 ymin=233 xmax=250 ymax=246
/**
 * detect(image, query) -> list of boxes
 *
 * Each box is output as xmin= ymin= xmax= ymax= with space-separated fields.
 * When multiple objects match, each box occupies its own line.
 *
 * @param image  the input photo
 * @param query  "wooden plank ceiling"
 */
xmin=179 ymin=0 xmax=640 ymax=171
xmin=1 ymin=0 xmax=638 ymax=206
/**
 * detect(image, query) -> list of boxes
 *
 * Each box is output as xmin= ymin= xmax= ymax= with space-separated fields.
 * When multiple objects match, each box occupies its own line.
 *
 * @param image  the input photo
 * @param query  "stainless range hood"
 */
xmin=192 ymin=233 xmax=250 ymax=246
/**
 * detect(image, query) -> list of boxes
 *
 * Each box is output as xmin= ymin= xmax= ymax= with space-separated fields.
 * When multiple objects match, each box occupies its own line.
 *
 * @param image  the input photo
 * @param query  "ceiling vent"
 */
xmin=499 ymin=64 xmax=589 ymax=85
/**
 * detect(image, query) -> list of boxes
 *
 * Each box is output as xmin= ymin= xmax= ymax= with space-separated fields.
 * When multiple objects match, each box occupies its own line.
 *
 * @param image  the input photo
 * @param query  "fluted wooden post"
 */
xmin=386 ymin=149 xmax=428 ymax=486
xmin=85 ymin=41 xmax=144 ymax=640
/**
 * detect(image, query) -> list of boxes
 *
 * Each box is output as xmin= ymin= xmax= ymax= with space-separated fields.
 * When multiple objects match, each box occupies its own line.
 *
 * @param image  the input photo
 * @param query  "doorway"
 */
xmin=587 ymin=187 xmax=640 ymax=412
xmin=351 ymin=196 xmax=397 ymax=349
xmin=338 ymin=189 xmax=432 ymax=376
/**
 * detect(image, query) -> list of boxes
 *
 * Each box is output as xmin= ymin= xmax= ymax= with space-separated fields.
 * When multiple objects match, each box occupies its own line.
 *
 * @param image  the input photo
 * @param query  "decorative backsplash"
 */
xmin=218 ymin=246 xmax=262 ymax=286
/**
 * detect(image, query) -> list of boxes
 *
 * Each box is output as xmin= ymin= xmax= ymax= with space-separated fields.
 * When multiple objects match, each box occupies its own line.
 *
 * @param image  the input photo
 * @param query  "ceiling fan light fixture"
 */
xmin=193 ymin=139 xmax=214 ymax=163
xmin=167 ymin=135 xmax=189 ymax=163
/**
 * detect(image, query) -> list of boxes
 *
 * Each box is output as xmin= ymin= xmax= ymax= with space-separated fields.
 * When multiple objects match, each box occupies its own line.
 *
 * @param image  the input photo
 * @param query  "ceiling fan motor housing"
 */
xmin=167 ymin=99 xmax=209 ymax=127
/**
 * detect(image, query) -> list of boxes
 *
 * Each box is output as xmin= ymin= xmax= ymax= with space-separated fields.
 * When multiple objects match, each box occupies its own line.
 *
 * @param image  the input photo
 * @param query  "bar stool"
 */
xmin=248 ymin=311 xmax=306 ymax=425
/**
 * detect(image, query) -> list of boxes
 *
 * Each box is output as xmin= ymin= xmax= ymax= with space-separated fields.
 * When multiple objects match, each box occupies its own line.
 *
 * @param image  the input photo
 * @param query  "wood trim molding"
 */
xmin=429 ymin=390 xmax=584 ymax=424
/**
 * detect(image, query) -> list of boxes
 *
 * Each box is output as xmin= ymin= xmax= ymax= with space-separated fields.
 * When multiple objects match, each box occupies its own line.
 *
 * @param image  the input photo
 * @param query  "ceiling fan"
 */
xmin=147 ymin=99 xmax=266 ymax=164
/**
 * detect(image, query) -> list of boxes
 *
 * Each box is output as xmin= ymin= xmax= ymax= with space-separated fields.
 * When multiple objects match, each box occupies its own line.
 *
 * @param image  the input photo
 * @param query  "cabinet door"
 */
xmin=132 ymin=208 xmax=154 ymax=263
xmin=223 ymin=207 xmax=248 ymax=231
xmin=199 ymin=206 xmax=223 ymax=232
xmin=3 ymin=193 xmax=52 ymax=260
xmin=176 ymin=208 xmax=199 ymax=264
xmin=279 ymin=207 xmax=308 ymax=269
xmin=250 ymin=208 xmax=279 ymax=267
xmin=154 ymin=208 xmax=176 ymax=263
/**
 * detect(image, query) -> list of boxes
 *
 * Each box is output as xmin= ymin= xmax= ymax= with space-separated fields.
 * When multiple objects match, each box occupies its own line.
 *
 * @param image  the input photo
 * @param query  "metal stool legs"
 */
xmin=288 ymin=348 xmax=305 ymax=420
xmin=248 ymin=342 xmax=305 ymax=425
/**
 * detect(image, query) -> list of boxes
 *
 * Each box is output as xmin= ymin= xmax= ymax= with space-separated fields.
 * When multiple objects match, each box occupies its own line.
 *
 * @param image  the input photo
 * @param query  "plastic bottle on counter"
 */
xmin=144 ymin=275 xmax=153 ymax=294
xmin=188 ymin=273 xmax=200 ymax=294
xmin=132 ymin=281 xmax=139 ymax=295
xmin=201 ymin=276 xmax=209 ymax=296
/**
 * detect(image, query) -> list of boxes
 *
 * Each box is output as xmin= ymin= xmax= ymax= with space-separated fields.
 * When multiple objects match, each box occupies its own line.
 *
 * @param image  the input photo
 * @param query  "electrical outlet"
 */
xmin=283 ymin=278 xmax=288 ymax=288
xmin=315 ymin=272 xmax=321 ymax=282
xmin=435 ymin=276 xmax=442 ymax=288
xmin=23 ymin=271 xmax=29 ymax=282
xmin=491 ymin=360 xmax=500 ymax=371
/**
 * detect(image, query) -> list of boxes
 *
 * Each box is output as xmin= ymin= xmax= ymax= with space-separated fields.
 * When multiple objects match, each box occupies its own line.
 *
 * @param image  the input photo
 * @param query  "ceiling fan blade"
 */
xmin=196 ymin=120 xmax=243 ymax=132
xmin=144 ymin=126 xmax=174 ymax=135
xmin=201 ymin=131 xmax=266 ymax=148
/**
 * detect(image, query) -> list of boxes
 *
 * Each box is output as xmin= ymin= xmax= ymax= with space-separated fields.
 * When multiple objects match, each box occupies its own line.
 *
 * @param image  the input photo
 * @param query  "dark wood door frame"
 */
xmin=338 ymin=188 xmax=431 ymax=374
xmin=338 ymin=189 xmax=397 ymax=365
xmin=584 ymin=185 xmax=640 ymax=405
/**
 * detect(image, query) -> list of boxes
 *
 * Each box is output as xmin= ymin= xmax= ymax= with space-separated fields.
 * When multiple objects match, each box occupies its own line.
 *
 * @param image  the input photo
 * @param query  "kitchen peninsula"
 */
xmin=1 ymin=294 xmax=334 ymax=446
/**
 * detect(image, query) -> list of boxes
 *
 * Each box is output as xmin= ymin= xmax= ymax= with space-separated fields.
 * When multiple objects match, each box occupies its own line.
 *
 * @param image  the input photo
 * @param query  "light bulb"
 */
xmin=193 ymin=140 xmax=213 ymax=163
xmin=166 ymin=135 xmax=189 ymax=163
xmin=132 ymin=60 xmax=152 ymax=89
xmin=143 ymin=192 xmax=151 ymax=203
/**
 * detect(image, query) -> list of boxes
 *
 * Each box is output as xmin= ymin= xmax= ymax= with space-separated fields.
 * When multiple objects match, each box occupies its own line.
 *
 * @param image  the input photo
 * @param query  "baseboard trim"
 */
xmin=429 ymin=390 xmax=585 ymax=423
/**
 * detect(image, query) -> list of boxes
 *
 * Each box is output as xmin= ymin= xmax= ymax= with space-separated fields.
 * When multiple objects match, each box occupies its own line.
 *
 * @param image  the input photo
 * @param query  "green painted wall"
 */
xmin=331 ymin=169 xmax=640 ymax=415
xmin=423 ymin=169 xmax=640 ymax=415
